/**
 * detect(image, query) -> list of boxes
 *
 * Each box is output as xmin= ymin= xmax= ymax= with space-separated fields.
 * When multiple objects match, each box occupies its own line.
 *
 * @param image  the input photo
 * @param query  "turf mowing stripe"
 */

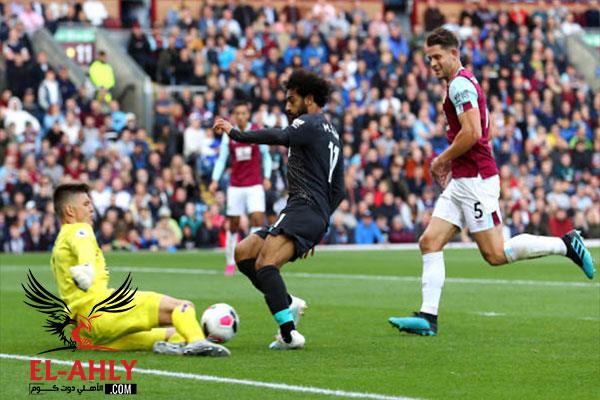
xmin=0 ymin=353 xmax=419 ymax=400
xmin=2 ymin=265 xmax=597 ymax=288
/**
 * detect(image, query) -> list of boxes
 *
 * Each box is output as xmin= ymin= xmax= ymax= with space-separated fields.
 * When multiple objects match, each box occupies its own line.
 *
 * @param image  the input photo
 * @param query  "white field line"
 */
xmin=313 ymin=240 xmax=600 ymax=252
xmin=473 ymin=312 xmax=507 ymax=317
xmin=0 ymin=353 xmax=419 ymax=400
xmin=470 ymin=312 xmax=599 ymax=321
xmin=2 ymin=265 xmax=598 ymax=288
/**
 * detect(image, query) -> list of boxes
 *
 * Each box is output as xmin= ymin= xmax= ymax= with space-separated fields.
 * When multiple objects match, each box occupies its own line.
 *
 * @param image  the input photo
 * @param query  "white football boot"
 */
xmin=269 ymin=330 xmax=305 ymax=350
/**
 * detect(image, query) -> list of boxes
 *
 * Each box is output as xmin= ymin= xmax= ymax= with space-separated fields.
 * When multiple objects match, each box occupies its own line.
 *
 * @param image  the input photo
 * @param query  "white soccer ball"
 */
xmin=200 ymin=303 xmax=239 ymax=343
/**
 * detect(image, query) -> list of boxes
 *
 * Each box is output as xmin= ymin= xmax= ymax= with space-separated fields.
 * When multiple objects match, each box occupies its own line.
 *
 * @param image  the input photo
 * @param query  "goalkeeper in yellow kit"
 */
xmin=50 ymin=182 xmax=230 ymax=356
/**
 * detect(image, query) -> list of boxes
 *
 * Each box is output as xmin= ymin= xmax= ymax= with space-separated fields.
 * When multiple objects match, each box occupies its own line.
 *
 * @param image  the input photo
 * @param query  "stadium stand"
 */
xmin=0 ymin=0 xmax=599 ymax=253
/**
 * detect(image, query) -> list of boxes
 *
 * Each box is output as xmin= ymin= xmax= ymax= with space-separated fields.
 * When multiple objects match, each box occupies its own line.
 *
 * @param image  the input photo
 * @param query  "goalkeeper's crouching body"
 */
xmin=50 ymin=183 xmax=230 ymax=357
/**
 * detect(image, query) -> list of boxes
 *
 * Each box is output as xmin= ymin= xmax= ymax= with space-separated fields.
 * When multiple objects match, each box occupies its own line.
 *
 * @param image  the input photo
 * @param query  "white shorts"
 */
xmin=226 ymin=185 xmax=265 ymax=216
xmin=432 ymin=175 xmax=502 ymax=233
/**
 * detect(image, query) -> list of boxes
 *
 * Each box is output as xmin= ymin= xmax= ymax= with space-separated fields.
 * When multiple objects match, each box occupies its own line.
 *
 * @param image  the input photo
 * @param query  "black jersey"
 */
xmin=227 ymin=112 xmax=345 ymax=221
xmin=285 ymin=113 xmax=345 ymax=221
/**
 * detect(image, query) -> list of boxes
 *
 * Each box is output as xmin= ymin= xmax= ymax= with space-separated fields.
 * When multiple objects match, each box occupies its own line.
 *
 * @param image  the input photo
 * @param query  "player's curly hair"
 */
xmin=285 ymin=68 xmax=332 ymax=108
xmin=53 ymin=182 xmax=90 ymax=217
xmin=426 ymin=27 xmax=460 ymax=49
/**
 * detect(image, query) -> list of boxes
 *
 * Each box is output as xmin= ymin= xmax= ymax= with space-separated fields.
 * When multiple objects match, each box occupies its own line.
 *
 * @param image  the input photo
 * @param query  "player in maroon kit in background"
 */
xmin=210 ymin=102 xmax=272 ymax=275
xmin=389 ymin=28 xmax=595 ymax=336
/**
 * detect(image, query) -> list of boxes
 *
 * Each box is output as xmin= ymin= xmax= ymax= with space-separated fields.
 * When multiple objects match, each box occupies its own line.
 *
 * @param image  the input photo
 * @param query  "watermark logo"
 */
xmin=22 ymin=270 xmax=137 ymax=354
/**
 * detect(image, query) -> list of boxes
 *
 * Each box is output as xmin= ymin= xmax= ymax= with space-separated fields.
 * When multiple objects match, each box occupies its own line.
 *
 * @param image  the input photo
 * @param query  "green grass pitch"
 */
xmin=1 ymin=248 xmax=599 ymax=399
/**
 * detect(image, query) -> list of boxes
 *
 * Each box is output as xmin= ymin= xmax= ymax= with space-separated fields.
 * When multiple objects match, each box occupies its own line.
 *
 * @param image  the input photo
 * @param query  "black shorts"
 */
xmin=255 ymin=201 xmax=328 ymax=262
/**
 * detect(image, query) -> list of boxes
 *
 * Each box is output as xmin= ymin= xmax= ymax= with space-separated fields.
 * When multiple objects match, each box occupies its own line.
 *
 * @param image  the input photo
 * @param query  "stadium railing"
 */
xmin=29 ymin=28 xmax=87 ymax=89
xmin=566 ymin=32 xmax=600 ymax=92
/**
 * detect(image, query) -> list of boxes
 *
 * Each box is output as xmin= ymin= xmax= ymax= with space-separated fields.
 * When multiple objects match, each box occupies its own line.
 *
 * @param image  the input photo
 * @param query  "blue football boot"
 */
xmin=389 ymin=312 xmax=437 ymax=336
xmin=562 ymin=230 xmax=595 ymax=280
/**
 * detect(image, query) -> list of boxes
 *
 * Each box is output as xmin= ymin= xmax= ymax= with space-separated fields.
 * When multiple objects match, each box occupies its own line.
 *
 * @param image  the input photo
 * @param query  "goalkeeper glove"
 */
xmin=69 ymin=263 xmax=95 ymax=291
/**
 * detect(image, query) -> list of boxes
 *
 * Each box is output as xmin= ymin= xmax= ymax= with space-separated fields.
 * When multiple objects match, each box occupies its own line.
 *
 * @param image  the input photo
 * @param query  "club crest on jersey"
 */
xmin=291 ymin=118 xmax=305 ymax=129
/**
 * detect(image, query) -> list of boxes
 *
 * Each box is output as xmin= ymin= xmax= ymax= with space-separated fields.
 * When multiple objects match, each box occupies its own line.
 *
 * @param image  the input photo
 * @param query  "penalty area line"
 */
xmin=0 ymin=353 xmax=420 ymax=400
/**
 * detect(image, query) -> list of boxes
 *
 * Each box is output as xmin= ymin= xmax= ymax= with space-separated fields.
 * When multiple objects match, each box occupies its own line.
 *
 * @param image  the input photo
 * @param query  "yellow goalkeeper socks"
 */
xmin=168 ymin=332 xmax=186 ymax=344
xmin=171 ymin=303 xmax=205 ymax=343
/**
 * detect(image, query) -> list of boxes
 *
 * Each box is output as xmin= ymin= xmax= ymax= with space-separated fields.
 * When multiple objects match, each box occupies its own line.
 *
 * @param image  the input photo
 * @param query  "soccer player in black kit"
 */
xmin=213 ymin=69 xmax=345 ymax=350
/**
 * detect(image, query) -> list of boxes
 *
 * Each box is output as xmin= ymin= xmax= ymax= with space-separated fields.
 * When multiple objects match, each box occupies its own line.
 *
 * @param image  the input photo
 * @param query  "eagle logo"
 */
xmin=22 ymin=270 xmax=137 ymax=354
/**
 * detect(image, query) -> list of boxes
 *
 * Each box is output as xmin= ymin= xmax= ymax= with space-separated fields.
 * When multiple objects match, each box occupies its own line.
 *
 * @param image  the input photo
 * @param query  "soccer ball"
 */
xmin=200 ymin=303 xmax=239 ymax=343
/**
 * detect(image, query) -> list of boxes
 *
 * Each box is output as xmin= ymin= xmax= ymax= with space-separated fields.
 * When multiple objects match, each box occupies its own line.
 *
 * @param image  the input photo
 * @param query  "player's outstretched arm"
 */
xmin=213 ymin=118 xmax=290 ymax=146
xmin=230 ymin=127 xmax=290 ymax=146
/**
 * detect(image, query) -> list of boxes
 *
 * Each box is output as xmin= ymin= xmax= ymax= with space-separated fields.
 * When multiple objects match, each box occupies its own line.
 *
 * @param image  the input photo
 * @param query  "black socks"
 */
xmin=237 ymin=258 xmax=262 ymax=291
xmin=256 ymin=266 xmax=295 ymax=343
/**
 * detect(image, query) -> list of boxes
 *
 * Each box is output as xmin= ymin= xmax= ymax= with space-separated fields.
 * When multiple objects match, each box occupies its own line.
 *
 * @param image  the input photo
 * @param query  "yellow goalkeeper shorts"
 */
xmin=76 ymin=290 xmax=162 ymax=345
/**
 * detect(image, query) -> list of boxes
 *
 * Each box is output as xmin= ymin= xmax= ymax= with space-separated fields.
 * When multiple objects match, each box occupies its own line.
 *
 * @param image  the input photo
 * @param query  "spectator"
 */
xmin=97 ymin=219 xmax=115 ymax=252
xmin=525 ymin=211 xmax=550 ymax=236
xmin=388 ymin=216 xmax=414 ymax=243
xmin=423 ymin=0 xmax=445 ymax=32
xmin=128 ymin=23 xmax=153 ymax=75
xmin=3 ymin=28 xmax=31 ymax=65
xmin=19 ymin=2 xmax=44 ymax=33
xmin=88 ymin=51 xmax=115 ymax=97
xmin=174 ymin=48 xmax=194 ymax=84
xmin=29 ymin=51 xmax=51 ymax=90
xmin=218 ymin=8 xmax=242 ymax=38
xmin=326 ymin=214 xmax=351 ymax=244
xmin=5 ymin=53 xmax=31 ymax=99
xmin=44 ymin=6 xmax=60 ymax=33
xmin=90 ymin=179 xmax=111 ymax=216
xmin=583 ymin=0 xmax=600 ymax=27
xmin=83 ymin=0 xmax=108 ymax=27
xmin=57 ymin=66 xmax=77 ymax=102
xmin=155 ymin=206 xmax=181 ymax=251
xmin=355 ymin=211 xmax=385 ymax=244
xmin=4 ymin=223 xmax=25 ymax=253
xmin=40 ymin=152 xmax=64 ymax=186
xmin=561 ymin=13 xmax=583 ymax=36
xmin=3 ymin=97 xmax=41 ymax=137
xmin=38 ymin=69 xmax=62 ymax=111
xmin=586 ymin=207 xmax=600 ymax=238
xmin=548 ymin=208 xmax=574 ymax=237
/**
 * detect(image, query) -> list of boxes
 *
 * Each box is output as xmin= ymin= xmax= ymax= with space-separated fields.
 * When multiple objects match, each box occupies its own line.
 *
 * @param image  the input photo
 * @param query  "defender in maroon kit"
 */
xmin=389 ymin=28 xmax=595 ymax=336
xmin=210 ymin=102 xmax=272 ymax=276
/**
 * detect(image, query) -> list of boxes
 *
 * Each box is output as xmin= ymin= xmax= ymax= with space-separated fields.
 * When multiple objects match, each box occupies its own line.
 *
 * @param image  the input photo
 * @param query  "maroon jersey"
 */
xmin=229 ymin=125 xmax=263 ymax=187
xmin=442 ymin=68 xmax=498 ymax=179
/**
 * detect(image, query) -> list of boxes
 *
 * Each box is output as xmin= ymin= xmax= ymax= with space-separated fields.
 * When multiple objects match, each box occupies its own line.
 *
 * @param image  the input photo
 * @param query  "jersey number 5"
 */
xmin=474 ymin=201 xmax=483 ymax=219
xmin=328 ymin=141 xmax=340 ymax=183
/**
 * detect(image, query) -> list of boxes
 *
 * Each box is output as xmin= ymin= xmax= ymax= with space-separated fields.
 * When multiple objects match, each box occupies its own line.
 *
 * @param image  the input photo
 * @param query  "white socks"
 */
xmin=420 ymin=251 xmax=445 ymax=316
xmin=226 ymin=227 xmax=262 ymax=265
xmin=417 ymin=235 xmax=567 ymax=316
xmin=503 ymin=234 xmax=566 ymax=263
xmin=225 ymin=231 xmax=238 ymax=266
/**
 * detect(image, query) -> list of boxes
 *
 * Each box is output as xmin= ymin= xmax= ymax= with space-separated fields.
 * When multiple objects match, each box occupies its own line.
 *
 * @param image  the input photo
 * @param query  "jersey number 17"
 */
xmin=328 ymin=141 xmax=340 ymax=183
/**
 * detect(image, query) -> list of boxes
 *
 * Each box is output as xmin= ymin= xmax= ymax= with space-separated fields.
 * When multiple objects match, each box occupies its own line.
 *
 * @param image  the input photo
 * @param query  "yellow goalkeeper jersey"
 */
xmin=50 ymin=223 xmax=110 ymax=313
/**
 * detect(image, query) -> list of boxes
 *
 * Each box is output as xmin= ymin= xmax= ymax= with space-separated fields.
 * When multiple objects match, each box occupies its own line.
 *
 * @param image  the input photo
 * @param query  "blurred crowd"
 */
xmin=1 ymin=0 xmax=599 ymax=253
